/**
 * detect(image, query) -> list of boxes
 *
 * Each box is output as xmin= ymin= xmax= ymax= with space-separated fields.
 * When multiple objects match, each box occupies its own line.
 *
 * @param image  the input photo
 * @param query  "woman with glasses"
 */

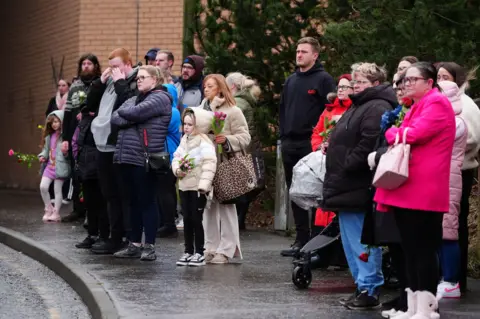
xmin=374 ymin=62 xmax=456 ymax=318
xmin=322 ymin=63 xmax=397 ymax=310
xmin=110 ymin=66 xmax=172 ymax=261
xmin=311 ymin=74 xmax=353 ymax=230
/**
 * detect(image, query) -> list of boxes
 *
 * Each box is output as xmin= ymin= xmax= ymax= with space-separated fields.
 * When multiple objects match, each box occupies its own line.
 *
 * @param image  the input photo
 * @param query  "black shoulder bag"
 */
xmin=136 ymin=127 xmax=170 ymax=174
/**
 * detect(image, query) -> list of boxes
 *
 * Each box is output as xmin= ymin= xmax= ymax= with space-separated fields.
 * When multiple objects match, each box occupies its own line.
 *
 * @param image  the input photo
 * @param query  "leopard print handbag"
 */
xmin=212 ymin=150 xmax=265 ymax=204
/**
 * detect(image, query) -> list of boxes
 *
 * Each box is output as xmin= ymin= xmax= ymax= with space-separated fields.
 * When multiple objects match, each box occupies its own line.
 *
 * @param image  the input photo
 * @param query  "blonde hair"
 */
xmin=203 ymin=74 xmax=236 ymax=107
xmin=140 ymin=65 xmax=164 ymax=86
xmin=351 ymin=62 xmax=387 ymax=84
xmin=226 ymin=72 xmax=261 ymax=100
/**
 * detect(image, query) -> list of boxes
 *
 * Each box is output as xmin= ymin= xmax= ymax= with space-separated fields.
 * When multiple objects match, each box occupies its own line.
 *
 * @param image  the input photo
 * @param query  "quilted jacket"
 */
xmin=111 ymin=87 xmax=172 ymax=167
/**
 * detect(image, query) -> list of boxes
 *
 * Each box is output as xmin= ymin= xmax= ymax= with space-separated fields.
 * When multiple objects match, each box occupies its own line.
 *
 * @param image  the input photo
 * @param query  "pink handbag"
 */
xmin=373 ymin=128 xmax=410 ymax=190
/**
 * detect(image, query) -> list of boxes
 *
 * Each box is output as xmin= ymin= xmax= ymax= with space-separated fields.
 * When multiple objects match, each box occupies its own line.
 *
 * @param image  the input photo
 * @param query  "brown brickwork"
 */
xmin=0 ymin=0 xmax=184 ymax=189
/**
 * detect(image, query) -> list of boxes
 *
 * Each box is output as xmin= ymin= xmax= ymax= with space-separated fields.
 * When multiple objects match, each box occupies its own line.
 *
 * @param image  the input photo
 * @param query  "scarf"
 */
xmin=55 ymin=92 xmax=68 ymax=110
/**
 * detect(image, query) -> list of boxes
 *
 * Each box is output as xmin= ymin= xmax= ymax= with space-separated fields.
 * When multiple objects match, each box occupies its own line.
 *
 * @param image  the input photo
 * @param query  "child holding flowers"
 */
xmin=38 ymin=110 xmax=71 ymax=222
xmin=172 ymin=108 xmax=217 ymax=266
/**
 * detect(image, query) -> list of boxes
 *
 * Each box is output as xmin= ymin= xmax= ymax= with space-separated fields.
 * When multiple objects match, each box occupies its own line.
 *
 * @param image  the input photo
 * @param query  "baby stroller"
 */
xmin=292 ymin=216 xmax=347 ymax=289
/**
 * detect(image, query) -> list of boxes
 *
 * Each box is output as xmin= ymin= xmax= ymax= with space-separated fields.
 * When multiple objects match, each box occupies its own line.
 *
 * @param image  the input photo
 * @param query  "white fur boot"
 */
xmin=391 ymin=288 xmax=417 ymax=319
xmin=411 ymin=291 xmax=440 ymax=319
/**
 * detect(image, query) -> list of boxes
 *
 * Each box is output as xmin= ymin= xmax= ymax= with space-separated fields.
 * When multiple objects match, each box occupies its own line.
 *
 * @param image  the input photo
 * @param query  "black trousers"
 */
xmin=83 ymin=179 xmax=109 ymax=239
xmin=281 ymin=139 xmax=312 ymax=244
xmin=97 ymin=151 xmax=127 ymax=243
xmin=394 ymin=208 xmax=443 ymax=294
xmin=179 ymin=190 xmax=207 ymax=255
xmin=460 ymin=169 xmax=475 ymax=292
xmin=156 ymin=170 xmax=178 ymax=229
xmin=388 ymin=243 xmax=407 ymax=310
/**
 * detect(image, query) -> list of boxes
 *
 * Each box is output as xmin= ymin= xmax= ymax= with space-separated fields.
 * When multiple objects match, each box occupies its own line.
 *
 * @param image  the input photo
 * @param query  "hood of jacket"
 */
xmin=186 ymin=107 xmax=214 ymax=135
xmin=295 ymin=61 xmax=326 ymax=77
xmin=47 ymin=109 xmax=65 ymax=123
xmin=439 ymin=81 xmax=463 ymax=115
xmin=350 ymin=84 xmax=398 ymax=109
xmin=325 ymin=97 xmax=352 ymax=112
xmin=235 ymin=89 xmax=257 ymax=106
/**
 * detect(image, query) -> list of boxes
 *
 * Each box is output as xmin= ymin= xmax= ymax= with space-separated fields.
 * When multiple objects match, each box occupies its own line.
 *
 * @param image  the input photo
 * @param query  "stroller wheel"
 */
xmin=292 ymin=265 xmax=312 ymax=289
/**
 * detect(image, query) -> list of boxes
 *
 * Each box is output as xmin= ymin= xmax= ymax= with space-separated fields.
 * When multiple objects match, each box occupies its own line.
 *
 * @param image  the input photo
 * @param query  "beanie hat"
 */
xmin=145 ymin=48 xmax=160 ymax=61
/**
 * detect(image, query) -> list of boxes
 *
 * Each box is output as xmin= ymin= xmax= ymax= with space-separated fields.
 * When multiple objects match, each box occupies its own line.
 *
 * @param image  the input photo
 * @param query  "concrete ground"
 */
xmin=0 ymin=189 xmax=479 ymax=318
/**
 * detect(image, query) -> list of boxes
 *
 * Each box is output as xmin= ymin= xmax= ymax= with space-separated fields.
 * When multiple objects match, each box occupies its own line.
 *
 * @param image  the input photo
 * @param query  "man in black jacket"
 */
xmin=61 ymin=53 xmax=102 ymax=222
xmin=88 ymin=48 xmax=140 ymax=254
xmin=279 ymin=37 xmax=336 ymax=256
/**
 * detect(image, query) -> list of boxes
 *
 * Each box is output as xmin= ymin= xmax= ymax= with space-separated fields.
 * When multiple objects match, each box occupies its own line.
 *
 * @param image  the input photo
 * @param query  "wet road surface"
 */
xmin=1 ymin=189 xmax=479 ymax=318
xmin=0 ymin=243 xmax=91 ymax=319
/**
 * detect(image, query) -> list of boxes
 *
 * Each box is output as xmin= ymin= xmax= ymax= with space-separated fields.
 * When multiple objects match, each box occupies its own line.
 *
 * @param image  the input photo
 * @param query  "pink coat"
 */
xmin=374 ymin=88 xmax=455 ymax=213
xmin=439 ymin=81 xmax=468 ymax=240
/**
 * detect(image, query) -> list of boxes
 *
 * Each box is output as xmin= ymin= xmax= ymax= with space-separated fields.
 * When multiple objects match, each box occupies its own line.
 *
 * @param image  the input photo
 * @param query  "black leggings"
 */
xmin=179 ymin=191 xmax=207 ymax=255
xmin=394 ymin=208 xmax=443 ymax=294
xmin=82 ymin=179 xmax=109 ymax=239
xmin=459 ymin=169 xmax=474 ymax=292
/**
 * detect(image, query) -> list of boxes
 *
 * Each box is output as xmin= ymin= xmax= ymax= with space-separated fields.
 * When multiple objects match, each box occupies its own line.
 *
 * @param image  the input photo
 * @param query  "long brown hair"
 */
xmin=203 ymin=74 xmax=236 ymax=107
xmin=40 ymin=115 xmax=61 ymax=148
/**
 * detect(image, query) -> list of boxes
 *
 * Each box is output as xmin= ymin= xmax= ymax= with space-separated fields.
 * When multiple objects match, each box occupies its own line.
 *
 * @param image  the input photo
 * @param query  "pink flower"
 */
xmin=8 ymin=149 xmax=14 ymax=156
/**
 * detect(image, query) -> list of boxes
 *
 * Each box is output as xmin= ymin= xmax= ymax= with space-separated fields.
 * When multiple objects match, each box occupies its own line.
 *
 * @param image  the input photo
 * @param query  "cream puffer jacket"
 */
xmin=172 ymin=107 xmax=217 ymax=192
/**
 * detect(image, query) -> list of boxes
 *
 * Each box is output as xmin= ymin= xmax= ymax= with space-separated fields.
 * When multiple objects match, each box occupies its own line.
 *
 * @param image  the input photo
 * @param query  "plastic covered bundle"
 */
xmin=289 ymin=151 xmax=326 ymax=210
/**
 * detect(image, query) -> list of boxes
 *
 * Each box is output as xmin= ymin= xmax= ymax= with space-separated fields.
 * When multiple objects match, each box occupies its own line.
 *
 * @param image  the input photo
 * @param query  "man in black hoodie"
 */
xmin=279 ymin=37 xmax=336 ymax=256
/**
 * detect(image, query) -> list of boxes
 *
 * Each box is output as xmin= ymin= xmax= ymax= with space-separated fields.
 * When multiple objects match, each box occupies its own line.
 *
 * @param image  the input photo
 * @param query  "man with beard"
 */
xmin=88 ymin=48 xmax=140 ymax=254
xmin=175 ymin=55 xmax=205 ymax=111
xmin=61 ymin=53 xmax=102 ymax=222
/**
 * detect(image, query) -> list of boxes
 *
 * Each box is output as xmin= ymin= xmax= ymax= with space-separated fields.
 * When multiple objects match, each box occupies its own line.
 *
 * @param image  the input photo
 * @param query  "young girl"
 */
xmin=39 ymin=110 xmax=71 ymax=222
xmin=172 ymin=108 xmax=217 ymax=266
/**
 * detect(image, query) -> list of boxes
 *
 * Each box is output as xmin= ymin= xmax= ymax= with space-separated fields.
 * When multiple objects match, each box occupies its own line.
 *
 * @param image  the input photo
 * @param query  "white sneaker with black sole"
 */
xmin=188 ymin=253 xmax=206 ymax=267
xmin=176 ymin=253 xmax=192 ymax=266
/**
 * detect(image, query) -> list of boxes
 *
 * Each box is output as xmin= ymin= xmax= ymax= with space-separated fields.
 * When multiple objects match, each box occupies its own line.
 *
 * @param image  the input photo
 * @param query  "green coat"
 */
xmin=234 ymin=90 xmax=258 ymax=151
xmin=39 ymin=110 xmax=71 ymax=179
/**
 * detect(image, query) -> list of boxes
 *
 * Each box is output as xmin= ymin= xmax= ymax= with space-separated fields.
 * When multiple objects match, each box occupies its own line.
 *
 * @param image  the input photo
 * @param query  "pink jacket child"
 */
xmin=438 ymin=81 xmax=468 ymax=240
xmin=374 ymin=88 xmax=456 ymax=213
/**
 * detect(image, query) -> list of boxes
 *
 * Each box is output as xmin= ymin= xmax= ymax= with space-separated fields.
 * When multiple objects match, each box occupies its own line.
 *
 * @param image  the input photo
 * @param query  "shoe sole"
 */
xmin=176 ymin=261 xmax=190 ymax=266
xmin=114 ymin=254 xmax=142 ymax=259
xmin=346 ymin=304 xmax=381 ymax=310
xmin=140 ymin=256 xmax=156 ymax=261
xmin=188 ymin=262 xmax=206 ymax=267
xmin=75 ymin=245 xmax=93 ymax=249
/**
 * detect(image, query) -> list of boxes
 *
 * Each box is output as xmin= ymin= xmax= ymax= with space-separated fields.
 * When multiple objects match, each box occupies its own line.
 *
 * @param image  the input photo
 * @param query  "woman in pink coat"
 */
xmin=374 ymin=62 xmax=455 ymax=317
xmin=436 ymin=81 xmax=467 ymax=299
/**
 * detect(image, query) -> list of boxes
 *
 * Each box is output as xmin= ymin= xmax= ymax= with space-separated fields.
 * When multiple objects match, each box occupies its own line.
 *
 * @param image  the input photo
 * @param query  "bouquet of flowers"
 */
xmin=177 ymin=154 xmax=195 ymax=178
xmin=380 ymin=97 xmax=413 ymax=131
xmin=71 ymin=90 xmax=87 ymax=107
xmin=8 ymin=149 xmax=38 ymax=168
xmin=211 ymin=111 xmax=227 ymax=154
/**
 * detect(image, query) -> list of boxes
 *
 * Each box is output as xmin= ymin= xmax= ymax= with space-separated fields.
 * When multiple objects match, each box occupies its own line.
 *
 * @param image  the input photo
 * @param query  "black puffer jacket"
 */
xmin=322 ymin=84 xmax=397 ymax=212
xmin=111 ymin=87 xmax=172 ymax=167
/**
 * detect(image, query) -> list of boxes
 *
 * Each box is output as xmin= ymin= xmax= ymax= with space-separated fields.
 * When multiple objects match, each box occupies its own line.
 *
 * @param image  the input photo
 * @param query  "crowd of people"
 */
xmin=278 ymin=37 xmax=480 ymax=318
xmin=38 ymin=47 xmax=259 ymax=265
xmin=36 ymin=37 xmax=480 ymax=318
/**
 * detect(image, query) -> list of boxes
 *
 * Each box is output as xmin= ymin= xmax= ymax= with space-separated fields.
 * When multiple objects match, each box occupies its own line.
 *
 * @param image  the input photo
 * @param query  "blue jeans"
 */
xmin=339 ymin=211 xmax=384 ymax=296
xmin=121 ymin=164 xmax=158 ymax=245
xmin=440 ymin=240 xmax=460 ymax=283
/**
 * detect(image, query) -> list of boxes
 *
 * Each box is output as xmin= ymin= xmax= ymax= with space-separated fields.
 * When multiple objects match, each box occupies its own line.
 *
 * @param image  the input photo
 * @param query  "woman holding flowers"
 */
xmin=200 ymin=74 xmax=251 ymax=264
xmin=374 ymin=63 xmax=455 ymax=318
xmin=173 ymin=108 xmax=217 ymax=266
xmin=322 ymin=63 xmax=397 ymax=310
xmin=311 ymin=74 xmax=353 ymax=229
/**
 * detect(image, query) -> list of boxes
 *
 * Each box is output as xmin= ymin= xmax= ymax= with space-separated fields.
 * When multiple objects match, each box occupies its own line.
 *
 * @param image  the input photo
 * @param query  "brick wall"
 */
xmin=0 ymin=0 xmax=185 ymax=190
xmin=79 ymin=0 xmax=184 ymax=74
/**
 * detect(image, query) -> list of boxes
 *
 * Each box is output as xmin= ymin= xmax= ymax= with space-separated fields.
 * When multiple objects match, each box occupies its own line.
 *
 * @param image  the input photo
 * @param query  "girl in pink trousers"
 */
xmin=374 ymin=63 xmax=455 ymax=319
xmin=436 ymin=81 xmax=467 ymax=299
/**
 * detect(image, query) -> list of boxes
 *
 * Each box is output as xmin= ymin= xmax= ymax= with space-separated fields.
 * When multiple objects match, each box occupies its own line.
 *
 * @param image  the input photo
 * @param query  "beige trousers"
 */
xmin=203 ymin=200 xmax=242 ymax=259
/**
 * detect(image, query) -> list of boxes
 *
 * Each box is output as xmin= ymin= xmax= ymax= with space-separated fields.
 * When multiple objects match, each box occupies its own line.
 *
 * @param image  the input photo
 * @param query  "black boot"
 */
xmin=280 ymin=241 xmax=304 ymax=257
xmin=75 ymin=236 xmax=97 ymax=249
xmin=61 ymin=210 xmax=85 ymax=223
xmin=156 ymin=226 xmax=178 ymax=238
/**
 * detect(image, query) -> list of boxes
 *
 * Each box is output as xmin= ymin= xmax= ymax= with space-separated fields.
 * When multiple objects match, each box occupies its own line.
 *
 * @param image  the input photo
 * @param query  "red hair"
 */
xmin=338 ymin=74 xmax=352 ymax=82
xmin=108 ymin=48 xmax=133 ymax=66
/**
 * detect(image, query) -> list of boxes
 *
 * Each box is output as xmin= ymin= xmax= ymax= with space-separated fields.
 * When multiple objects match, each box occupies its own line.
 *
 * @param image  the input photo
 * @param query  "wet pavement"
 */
xmin=0 ymin=189 xmax=479 ymax=318
xmin=0 ymin=243 xmax=91 ymax=319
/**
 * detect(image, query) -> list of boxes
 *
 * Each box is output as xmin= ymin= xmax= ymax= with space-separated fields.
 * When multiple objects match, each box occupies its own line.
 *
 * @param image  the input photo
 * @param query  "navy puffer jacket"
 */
xmin=111 ymin=87 xmax=172 ymax=167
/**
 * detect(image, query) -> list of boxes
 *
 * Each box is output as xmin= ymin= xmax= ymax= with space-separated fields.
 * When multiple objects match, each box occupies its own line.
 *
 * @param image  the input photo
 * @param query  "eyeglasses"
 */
xmin=403 ymin=77 xmax=425 ymax=85
xmin=136 ymin=75 xmax=152 ymax=82
xmin=352 ymin=80 xmax=371 ymax=85
xmin=338 ymin=85 xmax=353 ymax=91
xmin=182 ymin=65 xmax=195 ymax=71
